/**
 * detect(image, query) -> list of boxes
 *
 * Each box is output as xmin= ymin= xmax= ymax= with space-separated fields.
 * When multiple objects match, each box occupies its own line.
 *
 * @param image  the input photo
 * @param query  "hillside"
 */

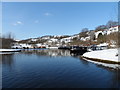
xmin=13 ymin=25 xmax=119 ymax=48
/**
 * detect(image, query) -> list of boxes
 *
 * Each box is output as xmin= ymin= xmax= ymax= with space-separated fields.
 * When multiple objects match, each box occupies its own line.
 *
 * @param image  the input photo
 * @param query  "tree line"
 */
xmin=0 ymin=32 xmax=15 ymax=49
xmin=1 ymin=20 xmax=119 ymax=48
xmin=72 ymin=20 xmax=119 ymax=48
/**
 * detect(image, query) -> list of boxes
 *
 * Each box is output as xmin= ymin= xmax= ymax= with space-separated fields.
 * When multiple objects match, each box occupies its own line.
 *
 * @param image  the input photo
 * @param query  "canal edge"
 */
xmin=81 ymin=56 xmax=120 ymax=64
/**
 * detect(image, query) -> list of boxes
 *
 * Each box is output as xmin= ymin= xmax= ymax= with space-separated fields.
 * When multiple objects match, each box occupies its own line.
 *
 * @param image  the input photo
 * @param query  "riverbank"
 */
xmin=82 ymin=48 xmax=119 ymax=64
xmin=0 ymin=49 xmax=21 ymax=52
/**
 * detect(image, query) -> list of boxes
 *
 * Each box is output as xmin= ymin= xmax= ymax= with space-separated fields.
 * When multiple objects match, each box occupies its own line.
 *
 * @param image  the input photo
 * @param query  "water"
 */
xmin=2 ymin=49 xmax=120 ymax=88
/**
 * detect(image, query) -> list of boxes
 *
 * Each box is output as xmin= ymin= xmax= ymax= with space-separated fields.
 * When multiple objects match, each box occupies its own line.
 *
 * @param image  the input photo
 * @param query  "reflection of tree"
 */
xmin=110 ymin=70 xmax=120 ymax=88
xmin=2 ymin=54 xmax=14 ymax=67
xmin=0 ymin=55 xmax=2 ymax=64
xmin=71 ymin=55 xmax=89 ymax=66
xmin=80 ymin=56 xmax=120 ymax=88
xmin=79 ymin=57 xmax=89 ymax=65
xmin=71 ymin=51 xmax=120 ymax=88
xmin=89 ymin=62 xmax=119 ymax=87
xmin=21 ymin=49 xmax=71 ymax=57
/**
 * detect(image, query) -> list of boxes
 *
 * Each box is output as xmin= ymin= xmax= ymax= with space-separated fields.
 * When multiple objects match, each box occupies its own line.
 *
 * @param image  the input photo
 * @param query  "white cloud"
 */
xmin=44 ymin=12 xmax=52 ymax=16
xmin=12 ymin=21 xmax=23 ymax=26
xmin=17 ymin=21 xmax=22 ymax=24
xmin=34 ymin=20 xmax=39 ymax=23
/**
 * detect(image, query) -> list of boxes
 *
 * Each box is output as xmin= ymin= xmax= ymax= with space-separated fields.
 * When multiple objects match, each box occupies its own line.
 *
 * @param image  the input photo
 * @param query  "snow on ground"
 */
xmin=47 ymin=47 xmax=58 ymax=49
xmin=0 ymin=49 xmax=21 ymax=52
xmin=83 ymin=57 xmax=120 ymax=69
xmin=83 ymin=48 xmax=119 ymax=62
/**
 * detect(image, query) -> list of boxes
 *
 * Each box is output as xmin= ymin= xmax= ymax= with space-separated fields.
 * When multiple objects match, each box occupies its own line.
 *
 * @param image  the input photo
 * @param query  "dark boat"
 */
xmin=70 ymin=46 xmax=88 ymax=55
xmin=58 ymin=46 xmax=70 ymax=50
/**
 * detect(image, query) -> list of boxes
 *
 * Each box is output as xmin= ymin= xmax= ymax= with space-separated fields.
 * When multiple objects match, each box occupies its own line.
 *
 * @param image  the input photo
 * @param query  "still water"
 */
xmin=2 ymin=49 xmax=120 ymax=88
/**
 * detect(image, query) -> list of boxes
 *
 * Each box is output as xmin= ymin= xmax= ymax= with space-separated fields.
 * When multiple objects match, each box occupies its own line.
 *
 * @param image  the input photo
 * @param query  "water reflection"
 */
xmin=80 ymin=57 xmax=120 ymax=88
xmin=2 ymin=53 xmax=14 ymax=67
xmin=0 ymin=55 xmax=2 ymax=64
xmin=111 ymin=70 xmax=120 ymax=88
xmin=2 ymin=49 xmax=120 ymax=70
xmin=2 ymin=49 xmax=120 ymax=88
xmin=21 ymin=49 xmax=71 ymax=57
xmin=70 ymin=53 xmax=120 ymax=88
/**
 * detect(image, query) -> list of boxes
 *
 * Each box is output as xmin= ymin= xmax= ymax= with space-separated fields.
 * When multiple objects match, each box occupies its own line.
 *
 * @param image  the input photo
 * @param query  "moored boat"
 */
xmin=70 ymin=46 xmax=88 ymax=55
xmin=58 ymin=46 xmax=70 ymax=50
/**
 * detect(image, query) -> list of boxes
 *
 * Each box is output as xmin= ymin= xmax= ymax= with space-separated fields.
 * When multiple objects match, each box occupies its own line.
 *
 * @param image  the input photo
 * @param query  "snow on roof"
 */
xmin=19 ymin=44 xmax=31 ymax=47
xmin=31 ymin=39 xmax=37 ymax=41
xmin=14 ymin=39 xmax=20 ymax=41
xmin=107 ymin=26 xmax=118 ymax=35
xmin=97 ymin=43 xmax=108 ymax=47
xmin=50 ymin=38 xmax=58 ymax=41
xmin=36 ymin=43 xmax=42 ymax=46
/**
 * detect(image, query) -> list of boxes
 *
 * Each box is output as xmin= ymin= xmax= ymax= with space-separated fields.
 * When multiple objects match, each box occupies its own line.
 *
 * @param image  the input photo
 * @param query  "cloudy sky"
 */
xmin=2 ymin=2 xmax=118 ymax=40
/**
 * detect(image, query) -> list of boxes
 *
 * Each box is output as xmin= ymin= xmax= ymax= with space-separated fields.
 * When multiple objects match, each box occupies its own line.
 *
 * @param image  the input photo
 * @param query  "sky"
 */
xmin=2 ymin=2 xmax=118 ymax=40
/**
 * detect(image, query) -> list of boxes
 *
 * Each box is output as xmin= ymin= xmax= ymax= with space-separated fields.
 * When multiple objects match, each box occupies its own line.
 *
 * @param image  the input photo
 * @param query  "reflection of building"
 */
xmin=22 ymin=49 xmax=71 ymax=57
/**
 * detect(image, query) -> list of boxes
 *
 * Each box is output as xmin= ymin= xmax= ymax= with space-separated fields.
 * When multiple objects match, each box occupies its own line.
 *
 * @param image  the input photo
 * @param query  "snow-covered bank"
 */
xmin=0 ymin=52 xmax=16 ymax=55
xmin=82 ymin=57 xmax=120 ymax=69
xmin=47 ymin=47 xmax=58 ymax=49
xmin=0 ymin=49 xmax=21 ymax=52
xmin=82 ymin=49 xmax=119 ymax=64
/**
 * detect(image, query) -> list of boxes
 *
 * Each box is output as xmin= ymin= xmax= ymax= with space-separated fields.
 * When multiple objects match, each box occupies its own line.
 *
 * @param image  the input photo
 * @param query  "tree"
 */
xmin=79 ymin=28 xmax=89 ymax=38
xmin=89 ymin=30 xmax=95 ymax=41
xmin=97 ymin=33 xmax=106 ymax=44
xmin=106 ymin=20 xmax=118 ymax=28
xmin=107 ymin=32 xmax=118 ymax=47
xmin=118 ymin=31 xmax=120 ymax=48
xmin=95 ymin=25 xmax=107 ymax=31
xmin=81 ymin=28 xmax=89 ymax=33
xmin=1 ymin=32 xmax=15 ymax=49
xmin=62 ymin=41 xmax=65 ymax=45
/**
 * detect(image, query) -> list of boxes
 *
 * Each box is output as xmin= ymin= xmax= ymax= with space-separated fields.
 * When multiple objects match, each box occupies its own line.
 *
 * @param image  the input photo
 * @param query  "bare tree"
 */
xmin=118 ymin=27 xmax=120 ymax=48
xmin=95 ymin=25 xmax=107 ymax=31
xmin=89 ymin=30 xmax=95 ymax=41
xmin=1 ymin=32 xmax=15 ymax=49
xmin=79 ymin=28 xmax=89 ymax=38
xmin=106 ymin=20 xmax=118 ymax=28
xmin=81 ymin=28 xmax=89 ymax=33
xmin=106 ymin=32 xmax=118 ymax=47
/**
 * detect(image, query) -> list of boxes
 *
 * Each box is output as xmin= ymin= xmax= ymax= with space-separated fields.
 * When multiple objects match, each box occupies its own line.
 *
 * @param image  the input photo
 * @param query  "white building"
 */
xmin=107 ymin=26 xmax=118 ymax=35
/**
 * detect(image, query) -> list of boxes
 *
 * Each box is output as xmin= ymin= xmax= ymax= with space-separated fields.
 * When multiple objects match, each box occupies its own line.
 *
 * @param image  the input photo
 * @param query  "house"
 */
xmin=11 ymin=43 xmax=32 ymax=49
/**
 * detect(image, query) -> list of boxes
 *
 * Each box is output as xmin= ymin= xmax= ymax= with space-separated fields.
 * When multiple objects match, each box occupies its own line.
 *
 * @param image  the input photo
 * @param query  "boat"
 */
xmin=58 ymin=46 xmax=70 ymax=50
xmin=70 ymin=46 xmax=88 ymax=55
